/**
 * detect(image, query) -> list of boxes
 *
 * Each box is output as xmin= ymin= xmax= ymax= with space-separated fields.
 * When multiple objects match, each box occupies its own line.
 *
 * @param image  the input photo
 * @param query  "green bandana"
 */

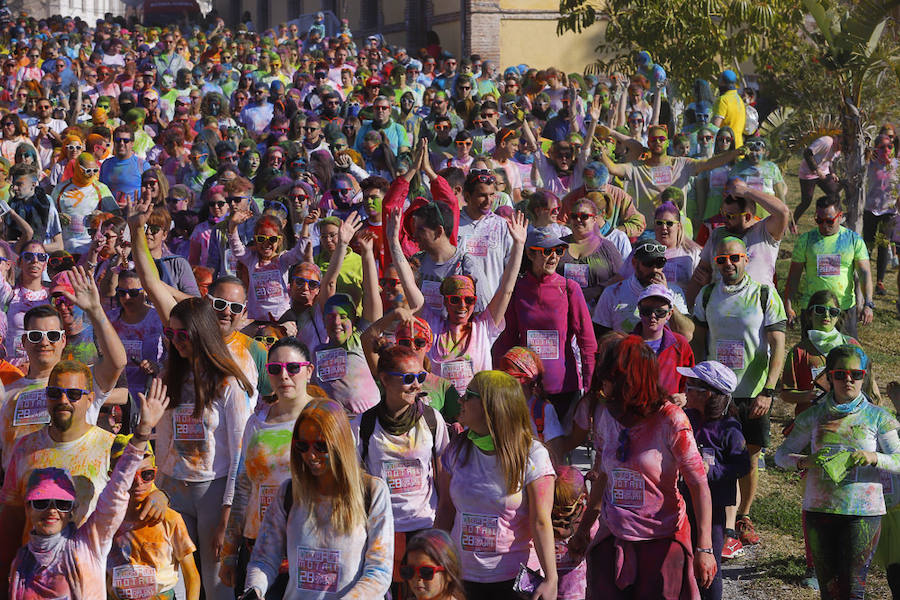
xmin=467 ymin=430 xmax=495 ymax=452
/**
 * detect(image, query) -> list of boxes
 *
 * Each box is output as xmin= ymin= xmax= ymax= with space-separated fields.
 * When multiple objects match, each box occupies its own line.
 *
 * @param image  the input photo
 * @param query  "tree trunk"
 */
xmin=841 ymin=102 xmax=867 ymax=234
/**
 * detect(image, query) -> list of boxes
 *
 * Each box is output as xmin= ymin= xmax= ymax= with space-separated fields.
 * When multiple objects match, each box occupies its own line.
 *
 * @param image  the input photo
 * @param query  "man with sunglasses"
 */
xmin=691 ymin=176 xmax=790 ymax=302
xmin=239 ymin=81 xmax=274 ymax=138
xmin=278 ymin=262 xmax=331 ymax=350
xmin=592 ymin=239 xmax=693 ymax=340
xmin=692 ymin=235 xmax=786 ymax=553
xmin=353 ymin=96 xmax=409 ymax=156
xmin=729 ymin=137 xmax=787 ymax=209
xmin=27 ymin=96 xmax=65 ymax=167
xmin=99 ymin=125 xmax=150 ymax=200
xmin=783 ymin=195 xmax=873 ymax=338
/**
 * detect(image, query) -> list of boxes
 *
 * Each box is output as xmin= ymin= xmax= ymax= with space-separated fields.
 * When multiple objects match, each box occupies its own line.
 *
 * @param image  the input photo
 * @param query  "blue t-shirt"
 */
xmin=99 ymin=154 xmax=149 ymax=197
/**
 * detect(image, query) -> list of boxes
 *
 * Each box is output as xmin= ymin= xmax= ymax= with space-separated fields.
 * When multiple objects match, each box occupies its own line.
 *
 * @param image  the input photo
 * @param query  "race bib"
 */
xmin=746 ymin=175 xmax=766 ymax=191
xmin=563 ymin=263 xmax=589 ymax=288
xmin=816 ymin=254 xmax=841 ymax=277
xmin=465 ymin=236 xmax=489 ymax=257
xmin=13 ymin=389 xmax=49 ymax=427
xmin=882 ymin=471 xmax=895 ymax=496
xmin=316 ymin=348 xmax=348 ymax=382
xmin=296 ymin=547 xmax=341 ymax=593
xmin=382 ymin=459 xmax=424 ymax=494
xmin=259 ymin=484 xmax=279 ymax=522
xmin=173 ymin=405 xmax=205 ymax=441
xmin=716 ymin=340 xmax=745 ymax=370
xmin=650 ymin=165 xmax=674 ymax=187
xmin=701 ymin=447 xmax=716 ymax=469
xmin=441 ymin=359 xmax=474 ymax=394
xmin=460 ymin=513 xmax=499 ymax=552
xmin=610 ymin=468 xmax=644 ymax=507
xmin=527 ymin=330 xmax=560 ymax=360
xmin=422 ymin=279 xmax=443 ymax=312
xmin=252 ymin=269 xmax=286 ymax=302
xmin=112 ymin=564 xmax=157 ymax=600
xmin=122 ymin=339 xmax=143 ymax=361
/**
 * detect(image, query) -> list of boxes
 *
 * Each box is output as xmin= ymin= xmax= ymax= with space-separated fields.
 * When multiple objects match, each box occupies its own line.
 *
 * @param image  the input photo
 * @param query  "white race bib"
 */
xmin=111 ymin=564 xmax=157 ymax=600
xmin=527 ymin=330 xmax=560 ymax=360
xmin=610 ymin=468 xmax=644 ymax=507
xmin=296 ymin=547 xmax=341 ymax=592
xmin=563 ymin=263 xmax=589 ymax=288
xmin=173 ymin=405 xmax=205 ymax=441
xmin=252 ymin=268 xmax=286 ymax=302
xmin=716 ymin=340 xmax=745 ymax=370
xmin=460 ymin=513 xmax=499 ymax=552
xmin=441 ymin=359 xmax=474 ymax=394
xmin=382 ymin=459 xmax=424 ymax=494
xmin=316 ymin=348 xmax=348 ymax=382
xmin=12 ymin=389 xmax=49 ymax=427
xmin=816 ymin=254 xmax=842 ymax=277
xmin=650 ymin=165 xmax=674 ymax=187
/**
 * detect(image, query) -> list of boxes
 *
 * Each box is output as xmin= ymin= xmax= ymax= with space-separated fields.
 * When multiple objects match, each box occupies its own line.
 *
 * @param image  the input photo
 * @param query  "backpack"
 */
xmin=358 ymin=404 xmax=439 ymax=467
xmin=530 ymin=397 xmax=547 ymax=441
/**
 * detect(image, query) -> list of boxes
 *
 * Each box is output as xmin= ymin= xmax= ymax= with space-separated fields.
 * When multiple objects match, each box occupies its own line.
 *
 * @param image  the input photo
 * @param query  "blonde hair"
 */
xmin=466 ymin=370 xmax=533 ymax=494
xmin=290 ymin=399 xmax=367 ymax=534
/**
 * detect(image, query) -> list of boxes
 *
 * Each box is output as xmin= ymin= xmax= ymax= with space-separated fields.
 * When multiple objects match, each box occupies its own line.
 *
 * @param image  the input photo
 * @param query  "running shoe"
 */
xmin=876 ymin=281 xmax=887 ymax=296
xmin=736 ymin=516 xmax=760 ymax=545
xmin=721 ymin=535 xmax=744 ymax=559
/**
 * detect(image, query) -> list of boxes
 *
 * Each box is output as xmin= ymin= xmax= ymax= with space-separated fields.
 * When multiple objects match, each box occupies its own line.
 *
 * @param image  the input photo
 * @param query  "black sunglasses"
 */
xmin=294 ymin=439 xmax=328 ymax=454
xmin=398 ymin=337 xmax=428 ymax=349
xmin=530 ymin=246 xmax=566 ymax=257
xmin=266 ymin=361 xmax=311 ymax=375
xmin=116 ymin=288 xmax=143 ymax=298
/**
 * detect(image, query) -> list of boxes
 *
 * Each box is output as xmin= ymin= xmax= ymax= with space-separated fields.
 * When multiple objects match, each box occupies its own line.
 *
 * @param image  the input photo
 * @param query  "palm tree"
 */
xmin=802 ymin=0 xmax=900 ymax=231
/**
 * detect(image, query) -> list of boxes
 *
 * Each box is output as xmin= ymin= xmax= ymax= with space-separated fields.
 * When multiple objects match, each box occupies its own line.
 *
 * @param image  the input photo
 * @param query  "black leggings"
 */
xmin=463 ymin=579 xmax=520 ymax=600
xmin=862 ymin=210 xmax=894 ymax=283
xmin=805 ymin=511 xmax=881 ymax=600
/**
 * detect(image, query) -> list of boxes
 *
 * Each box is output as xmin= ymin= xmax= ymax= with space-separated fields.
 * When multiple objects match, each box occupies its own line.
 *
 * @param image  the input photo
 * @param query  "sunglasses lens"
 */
xmin=399 ymin=566 xmax=414 ymax=580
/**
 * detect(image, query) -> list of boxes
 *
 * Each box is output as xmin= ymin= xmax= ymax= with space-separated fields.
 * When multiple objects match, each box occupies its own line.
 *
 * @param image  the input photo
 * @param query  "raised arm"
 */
xmin=650 ymin=80 xmax=663 ymax=126
xmin=485 ymin=211 xmax=526 ymax=326
xmin=60 ymin=266 xmax=126 ymax=392
xmin=694 ymin=148 xmax=744 ymax=174
xmin=226 ymin=207 xmax=254 ymax=261
xmin=727 ymin=177 xmax=790 ymax=241
xmin=126 ymin=193 xmax=177 ymax=323
xmin=598 ymin=143 xmax=628 ymax=179
xmin=356 ymin=229 xmax=383 ymax=323
xmin=385 ymin=206 xmax=425 ymax=312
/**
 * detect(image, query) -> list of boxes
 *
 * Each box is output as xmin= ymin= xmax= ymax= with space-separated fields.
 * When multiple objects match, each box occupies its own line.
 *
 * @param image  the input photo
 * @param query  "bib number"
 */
xmin=316 ymin=348 xmax=348 ymax=382
xmin=460 ymin=513 xmax=499 ymax=553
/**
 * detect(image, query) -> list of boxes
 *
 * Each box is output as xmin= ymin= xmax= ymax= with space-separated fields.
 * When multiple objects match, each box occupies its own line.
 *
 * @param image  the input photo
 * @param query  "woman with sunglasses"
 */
xmin=8 ymin=377 xmax=170 ymax=600
xmin=356 ymin=344 xmax=451 ymax=596
xmin=0 ymin=113 xmax=37 ymax=166
xmin=243 ymin=398 xmax=394 ymax=599
xmin=388 ymin=206 xmax=526 ymax=395
xmin=52 ymin=152 xmax=115 ymax=254
xmin=568 ymin=335 xmax=717 ymax=598
xmin=495 ymin=228 xmax=596 ymax=426
xmin=220 ymin=337 xmax=314 ymax=597
xmin=776 ymin=345 xmax=900 ymax=599
xmin=3 ymin=240 xmax=50 ymax=365
xmin=696 ymin=126 xmax=738 ymax=226
xmin=399 ymin=529 xmax=466 ymax=600
xmin=227 ymin=210 xmax=311 ymax=322
xmin=435 ymin=370 xmax=558 ymax=600
xmin=109 ymin=268 xmax=164 ymax=400
xmin=47 ymin=132 xmax=84 ymax=188
xmin=527 ymin=189 xmax=571 ymax=239
xmin=442 ymin=130 xmax=474 ymax=173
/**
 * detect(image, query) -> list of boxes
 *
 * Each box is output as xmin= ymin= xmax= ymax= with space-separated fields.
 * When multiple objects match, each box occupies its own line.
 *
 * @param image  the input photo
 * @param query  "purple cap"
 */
xmin=638 ymin=283 xmax=674 ymax=305
xmin=25 ymin=467 xmax=76 ymax=502
xmin=676 ymin=361 xmax=738 ymax=394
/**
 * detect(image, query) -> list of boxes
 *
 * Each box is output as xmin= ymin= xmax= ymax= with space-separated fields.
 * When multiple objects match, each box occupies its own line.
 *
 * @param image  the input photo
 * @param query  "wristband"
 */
xmin=695 ymin=547 xmax=714 ymax=555
xmin=864 ymin=300 xmax=876 ymax=310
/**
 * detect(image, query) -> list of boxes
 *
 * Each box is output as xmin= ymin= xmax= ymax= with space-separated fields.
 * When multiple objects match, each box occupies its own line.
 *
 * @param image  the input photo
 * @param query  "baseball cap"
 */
xmin=637 ymin=283 xmax=674 ymax=305
xmin=323 ymin=293 xmax=356 ymax=319
xmin=50 ymin=271 xmax=74 ymax=298
xmin=25 ymin=467 xmax=76 ymax=502
xmin=719 ymin=69 xmax=738 ymax=86
xmin=676 ymin=361 xmax=738 ymax=395
xmin=525 ymin=229 xmax=568 ymax=249
xmin=633 ymin=240 xmax=666 ymax=261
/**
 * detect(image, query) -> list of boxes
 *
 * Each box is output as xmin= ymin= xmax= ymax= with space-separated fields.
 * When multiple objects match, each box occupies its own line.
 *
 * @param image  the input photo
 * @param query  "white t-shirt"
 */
xmin=604 ymin=228 xmax=632 ymax=260
xmin=591 ymin=275 xmax=688 ymax=334
xmin=700 ymin=218 xmax=780 ymax=288
xmin=443 ymin=439 xmax=555 ymax=582
xmin=457 ymin=211 xmax=513 ymax=302
xmin=354 ymin=410 xmax=450 ymax=532
xmin=422 ymin=307 xmax=504 ymax=394
xmin=528 ymin=396 xmax=564 ymax=443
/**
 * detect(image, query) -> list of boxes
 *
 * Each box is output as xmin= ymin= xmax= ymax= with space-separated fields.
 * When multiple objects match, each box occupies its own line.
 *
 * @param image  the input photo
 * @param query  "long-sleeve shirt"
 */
xmin=9 ymin=442 xmax=143 ymax=600
xmin=228 ymin=229 xmax=310 ymax=321
xmin=683 ymin=410 xmax=751 ymax=508
xmin=245 ymin=476 xmax=394 ymax=599
xmin=494 ymin=271 xmax=596 ymax=394
xmin=775 ymin=394 xmax=900 ymax=516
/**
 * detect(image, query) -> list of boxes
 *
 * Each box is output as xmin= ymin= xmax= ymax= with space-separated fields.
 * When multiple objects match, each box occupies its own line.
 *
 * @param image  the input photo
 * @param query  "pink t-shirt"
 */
xmin=443 ymin=440 xmax=555 ymax=582
xmin=593 ymin=402 xmax=706 ymax=541
xmin=423 ymin=307 xmax=504 ymax=395
xmin=798 ymin=136 xmax=839 ymax=180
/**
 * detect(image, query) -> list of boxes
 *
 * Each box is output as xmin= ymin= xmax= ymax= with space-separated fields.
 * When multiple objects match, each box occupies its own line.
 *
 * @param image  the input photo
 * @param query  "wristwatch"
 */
xmin=864 ymin=300 xmax=876 ymax=310
xmin=761 ymin=388 xmax=776 ymax=398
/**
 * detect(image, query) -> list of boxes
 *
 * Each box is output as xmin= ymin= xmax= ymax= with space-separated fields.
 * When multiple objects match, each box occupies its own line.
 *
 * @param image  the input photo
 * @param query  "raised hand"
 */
xmin=355 ymin=228 xmax=376 ymax=254
xmin=339 ymin=212 xmax=363 ymax=245
xmin=506 ymin=210 xmax=528 ymax=245
xmin=126 ymin=191 xmax=153 ymax=228
xmin=385 ymin=206 xmax=402 ymax=245
xmin=60 ymin=265 xmax=103 ymax=314
xmin=136 ymin=377 xmax=170 ymax=436
xmin=229 ymin=208 xmax=254 ymax=230
xmin=589 ymin=94 xmax=603 ymax=122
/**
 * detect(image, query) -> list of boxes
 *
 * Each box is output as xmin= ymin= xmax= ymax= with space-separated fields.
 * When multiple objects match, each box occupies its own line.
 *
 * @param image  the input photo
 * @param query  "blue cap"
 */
xmin=720 ymin=69 xmax=738 ymax=84
xmin=525 ymin=229 xmax=568 ymax=249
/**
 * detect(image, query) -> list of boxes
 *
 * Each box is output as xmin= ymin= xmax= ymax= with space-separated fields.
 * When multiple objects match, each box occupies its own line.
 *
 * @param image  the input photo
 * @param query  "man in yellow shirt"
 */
xmin=712 ymin=70 xmax=746 ymax=147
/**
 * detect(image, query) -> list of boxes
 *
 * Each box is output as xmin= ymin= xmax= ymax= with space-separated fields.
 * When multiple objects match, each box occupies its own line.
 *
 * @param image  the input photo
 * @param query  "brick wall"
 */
xmin=466 ymin=0 xmax=500 ymax=64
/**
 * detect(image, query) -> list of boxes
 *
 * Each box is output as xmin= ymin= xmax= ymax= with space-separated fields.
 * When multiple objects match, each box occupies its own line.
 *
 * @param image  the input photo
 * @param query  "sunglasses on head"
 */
xmin=399 ymin=565 xmax=445 ymax=581
xmin=209 ymin=295 xmax=246 ymax=314
xmin=254 ymin=234 xmax=281 ymax=245
xmin=530 ymin=245 xmax=566 ymax=257
xmin=49 ymin=255 xmax=74 ymax=269
xmin=25 ymin=329 xmax=64 ymax=344
xmin=23 ymin=251 xmax=49 ymax=263
xmin=815 ymin=212 xmax=843 ymax=225
xmin=29 ymin=498 xmax=74 ymax=512
xmin=446 ymin=294 xmax=476 ymax=307
xmin=388 ymin=371 xmax=427 ymax=385
xmin=811 ymin=304 xmax=841 ymax=317
xmin=639 ymin=305 xmax=670 ymax=319
xmin=116 ymin=287 xmax=143 ymax=298
xmin=294 ymin=439 xmax=328 ymax=454
xmin=714 ymin=253 xmax=745 ymax=265
xmin=47 ymin=386 xmax=90 ymax=401
xmin=163 ymin=327 xmax=189 ymax=342
xmin=398 ymin=337 xmax=428 ymax=349
xmin=266 ymin=361 xmax=311 ymax=375
xmin=830 ymin=369 xmax=865 ymax=381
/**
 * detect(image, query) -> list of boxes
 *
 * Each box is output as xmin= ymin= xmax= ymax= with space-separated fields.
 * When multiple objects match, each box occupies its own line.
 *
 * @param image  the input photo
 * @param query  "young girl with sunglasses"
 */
xmin=355 ymin=345 xmax=451 ymax=598
xmin=107 ymin=433 xmax=202 ymax=600
xmin=776 ymin=345 xmax=900 ymax=599
xmin=220 ymin=337 xmax=314 ymax=597
xmin=400 ymin=529 xmax=466 ymax=600
xmin=2 ymin=239 xmax=49 ymax=366
xmin=227 ymin=211 xmax=310 ymax=322
xmin=243 ymin=399 xmax=394 ymax=599
xmin=387 ymin=206 xmax=526 ymax=396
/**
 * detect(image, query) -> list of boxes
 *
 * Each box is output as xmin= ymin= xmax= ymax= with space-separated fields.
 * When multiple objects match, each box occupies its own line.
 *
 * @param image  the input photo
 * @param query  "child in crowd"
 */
xmin=106 ymin=434 xmax=201 ymax=600
xmin=677 ymin=361 xmax=752 ymax=600
xmin=399 ymin=529 xmax=466 ymax=600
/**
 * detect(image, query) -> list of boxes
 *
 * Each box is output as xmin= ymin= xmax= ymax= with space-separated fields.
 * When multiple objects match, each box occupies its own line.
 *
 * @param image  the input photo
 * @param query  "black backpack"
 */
xmin=358 ymin=404 xmax=440 ymax=468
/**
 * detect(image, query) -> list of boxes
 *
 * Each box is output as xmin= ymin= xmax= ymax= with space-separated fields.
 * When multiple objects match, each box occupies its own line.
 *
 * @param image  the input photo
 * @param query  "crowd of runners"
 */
xmin=0 ymin=7 xmax=897 ymax=600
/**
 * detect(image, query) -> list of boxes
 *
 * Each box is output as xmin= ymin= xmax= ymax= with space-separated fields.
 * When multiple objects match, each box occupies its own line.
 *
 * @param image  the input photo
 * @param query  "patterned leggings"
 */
xmin=805 ymin=511 xmax=881 ymax=600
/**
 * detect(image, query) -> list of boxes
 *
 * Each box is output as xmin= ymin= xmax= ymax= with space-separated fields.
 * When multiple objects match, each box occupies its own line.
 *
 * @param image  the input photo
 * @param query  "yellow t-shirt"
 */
xmin=712 ymin=89 xmax=746 ymax=148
